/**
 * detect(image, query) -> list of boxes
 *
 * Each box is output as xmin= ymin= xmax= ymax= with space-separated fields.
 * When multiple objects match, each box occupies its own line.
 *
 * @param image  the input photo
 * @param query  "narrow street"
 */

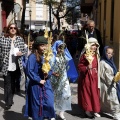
xmin=0 ymin=73 xmax=113 ymax=120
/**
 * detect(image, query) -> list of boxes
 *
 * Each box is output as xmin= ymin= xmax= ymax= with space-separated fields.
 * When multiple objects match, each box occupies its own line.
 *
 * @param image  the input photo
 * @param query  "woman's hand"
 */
xmin=52 ymin=72 xmax=60 ymax=77
xmin=16 ymin=51 xmax=22 ymax=56
xmin=40 ymin=80 xmax=46 ymax=85
xmin=88 ymin=64 xmax=92 ymax=69
xmin=43 ymin=73 xmax=48 ymax=78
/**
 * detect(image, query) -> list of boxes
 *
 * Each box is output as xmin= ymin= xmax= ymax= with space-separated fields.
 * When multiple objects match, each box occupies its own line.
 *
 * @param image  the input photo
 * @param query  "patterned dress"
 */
xmin=50 ymin=54 xmax=71 ymax=111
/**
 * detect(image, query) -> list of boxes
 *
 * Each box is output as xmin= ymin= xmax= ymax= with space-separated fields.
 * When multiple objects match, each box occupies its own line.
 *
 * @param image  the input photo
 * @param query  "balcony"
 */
xmin=81 ymin=0 xmax=95 ymax=14
xmin=2 ymin=0 xmax=14 ymax=17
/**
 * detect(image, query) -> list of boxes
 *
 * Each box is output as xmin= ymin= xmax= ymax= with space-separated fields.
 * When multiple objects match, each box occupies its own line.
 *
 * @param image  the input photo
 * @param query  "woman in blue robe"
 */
xmin=24 ymin=36 xmax=55 ymax=120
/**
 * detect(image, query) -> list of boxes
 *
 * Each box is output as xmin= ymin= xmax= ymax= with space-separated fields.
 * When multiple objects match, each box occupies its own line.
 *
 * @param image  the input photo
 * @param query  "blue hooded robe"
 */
xmin=51 ymin=40 xmax=78 ymax=83
xmin=24 ymin=54 xmax=55 ymax=120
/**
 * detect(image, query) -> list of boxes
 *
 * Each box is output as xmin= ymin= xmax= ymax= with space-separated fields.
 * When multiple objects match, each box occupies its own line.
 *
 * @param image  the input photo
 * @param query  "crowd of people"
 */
xmin=0 ymin=20 xmax=120 ymax=120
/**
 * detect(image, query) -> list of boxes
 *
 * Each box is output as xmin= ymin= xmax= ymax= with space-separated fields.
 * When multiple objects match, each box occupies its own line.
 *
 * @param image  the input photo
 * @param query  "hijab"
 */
xmin=52 ymin=40 xmax=78 ymax=82
xmin=101 ymin=46 xmax=117 ymax=75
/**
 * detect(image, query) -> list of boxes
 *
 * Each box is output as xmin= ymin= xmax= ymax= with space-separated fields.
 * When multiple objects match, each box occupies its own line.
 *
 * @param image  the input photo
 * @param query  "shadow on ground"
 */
xmin=3 ymin=110 xmax=31 ymax=120
xmin=100 ymin=113 xmax=113 ymax=119
xmin=66 ymin=104 xmax=113 ymax=119
xmin=2 ymin=105 xmax=31 ymax=120
xmin=66 ymin=104 xmax=86 ymax=118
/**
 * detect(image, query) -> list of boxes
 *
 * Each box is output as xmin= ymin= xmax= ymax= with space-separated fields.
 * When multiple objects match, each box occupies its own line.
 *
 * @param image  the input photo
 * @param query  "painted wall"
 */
xmin=85 ymin=0 xmax=94 ymax=3
xmin=97 ymin=0 xmax=120 ymax=69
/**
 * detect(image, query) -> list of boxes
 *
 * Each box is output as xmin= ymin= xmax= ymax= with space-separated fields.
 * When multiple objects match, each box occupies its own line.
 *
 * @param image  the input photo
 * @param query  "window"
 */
xmin=26 ymin=0 xmax=29 ymax=3
xmin=110 ymin=0 xmax=114 ymax=41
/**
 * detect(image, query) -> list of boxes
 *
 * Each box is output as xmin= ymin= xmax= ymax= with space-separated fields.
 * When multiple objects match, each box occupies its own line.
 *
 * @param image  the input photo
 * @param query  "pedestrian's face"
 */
xmin=38 ymin=44 xmax=47 ymax=55
xmin=88 ymin=22 xmax=95 ymax=32
xmin=90 ymin=44 xmax=97 ymax=52
xmin=106 ymin=48 xmax=114 ymax=59
xmin=57 ymin=45 xmax=65 ymax=54
xmin=9 ymin=24 xmax=17 ymax=35
xmin=29 ymin=41 xmax=34 ymax=49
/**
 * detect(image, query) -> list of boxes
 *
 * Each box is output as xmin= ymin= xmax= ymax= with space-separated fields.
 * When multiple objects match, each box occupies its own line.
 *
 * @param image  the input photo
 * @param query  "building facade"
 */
xmin=1 ymin=0 xmax=49 ymax=30
xmin=1 ymin=0 xmax=77 ymax=31
xmin=15 ymin=0 xmax=49 ymax=30
xmin=80 ymin=0 xmax=120 ymax=68
xmin=1 ymin=0 xmax=15 ymax=32
xmin=96 ymin=0 xmax=120 ymax=69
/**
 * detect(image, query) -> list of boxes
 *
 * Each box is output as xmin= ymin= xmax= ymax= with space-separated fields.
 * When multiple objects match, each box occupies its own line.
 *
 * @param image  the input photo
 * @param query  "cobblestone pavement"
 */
xmin=0 ymin=73 xmax=113 ymax=120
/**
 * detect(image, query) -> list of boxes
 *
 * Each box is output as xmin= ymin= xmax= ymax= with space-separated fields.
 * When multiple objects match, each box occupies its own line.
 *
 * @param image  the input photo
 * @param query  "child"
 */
xmin=24 ymin=36 xmax=55 ymax=120
xmin=78 ymin=38 xmax=101 ymax=118
xmin=50 ymin=40 xmax=78 ymax=120
xmin=100 ymin=46 xmax=120 ymax=120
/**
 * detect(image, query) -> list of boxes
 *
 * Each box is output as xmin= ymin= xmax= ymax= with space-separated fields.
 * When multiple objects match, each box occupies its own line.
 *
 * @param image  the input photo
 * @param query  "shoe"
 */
xmin=85 ymin=111 xmax=93 ymax=117
xmin=12 ymin=101 xmax=14 ymax=105
xmin=59 ymin=118 xmax=66 ymax=120
xmin=5 ymin=105 xmax=11 ymax=110
xmin=59 ymin=111 xmax=66 ymax=120
xmin=94 ymin=113 xmax=101 ymax=117
xmin=51 ymin=118 xmax=56 ymax=120
xmin=16 ymin=88 xmax=20 ymax=93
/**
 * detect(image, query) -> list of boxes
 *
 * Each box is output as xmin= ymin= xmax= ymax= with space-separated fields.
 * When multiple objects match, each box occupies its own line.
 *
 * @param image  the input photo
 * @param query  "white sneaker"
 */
xmin=59 ymin=111 xmax=66 ymax=120
xmin=85 ymin=111 xmax=93 ymax=117
xmin=51 ymin=118 xmax=56 ymax=120
xmin=94 ymin=113 xmax=101 ymax=117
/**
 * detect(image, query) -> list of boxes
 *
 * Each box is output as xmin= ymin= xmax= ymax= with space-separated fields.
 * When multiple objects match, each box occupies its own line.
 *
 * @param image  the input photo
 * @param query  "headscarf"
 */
xmin=52 ymin=40 xmax=78 ymax=82
xmin=101 ymin=46 xmax=117 ymax=75
xmin=80 ymin=37 xmax=101 ymax=88
xmin=80 ymin=37 xmax=100 ymax=57
xmin=101 ymin=46 xmax=120 ymax=102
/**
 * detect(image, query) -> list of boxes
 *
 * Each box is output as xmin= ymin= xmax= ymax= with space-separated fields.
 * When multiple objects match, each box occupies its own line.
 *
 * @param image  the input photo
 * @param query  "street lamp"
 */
xmin=29 ymin=9 xmax=32 ymax=41
xmin=29 ymin=9 xmax=32 ymax=31
xmin=49 ymin=0 xmax=52 ymax=30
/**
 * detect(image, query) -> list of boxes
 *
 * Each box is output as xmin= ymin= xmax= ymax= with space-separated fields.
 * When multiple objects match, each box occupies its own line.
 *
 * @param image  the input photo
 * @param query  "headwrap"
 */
xmin=101 ymin=46 xmax=120 ymax=102
xmin=80 ymin=37 xmax=100 ymax=88
xmin=80 ymin=37 xmax=100 ymax=57
xmin=52 ymin=40 xmax=78 ymax=82
xmin=101 ymin=46 xmax=117 ymax=75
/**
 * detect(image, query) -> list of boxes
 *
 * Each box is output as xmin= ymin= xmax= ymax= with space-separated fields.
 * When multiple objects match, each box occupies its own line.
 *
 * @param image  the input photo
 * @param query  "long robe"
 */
xmin=78 ymin=54 xmax=100 ymax=112
xmin=50 ymin=55 xmax=71 ymax=111
xmin=100 ymin=60 xmax=120 ymax=120
xmin=24 ymin=54 xmax=55 ymax=120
